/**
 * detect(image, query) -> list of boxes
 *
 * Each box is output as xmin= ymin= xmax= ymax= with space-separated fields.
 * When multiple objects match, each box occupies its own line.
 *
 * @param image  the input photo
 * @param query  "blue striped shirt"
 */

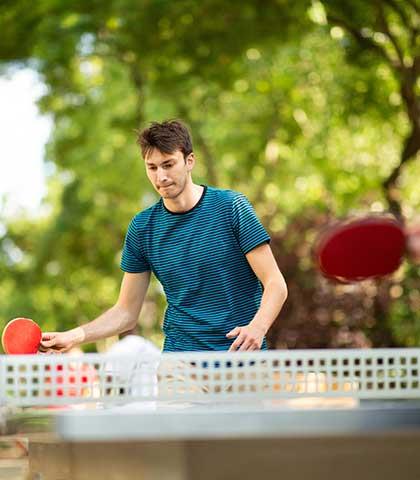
xmin=120 ymin=185 xmax=270 ymax=352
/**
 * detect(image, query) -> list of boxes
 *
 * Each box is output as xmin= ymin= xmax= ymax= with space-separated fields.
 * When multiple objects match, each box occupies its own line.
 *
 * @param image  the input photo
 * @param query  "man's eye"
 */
xmin=164 ymin=164 xmax=172 ymax=169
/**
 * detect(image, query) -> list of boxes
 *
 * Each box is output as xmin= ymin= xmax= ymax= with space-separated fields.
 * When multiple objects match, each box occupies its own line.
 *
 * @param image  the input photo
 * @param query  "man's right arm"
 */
xmin=40 ymin=271 xmax=151 ymax=353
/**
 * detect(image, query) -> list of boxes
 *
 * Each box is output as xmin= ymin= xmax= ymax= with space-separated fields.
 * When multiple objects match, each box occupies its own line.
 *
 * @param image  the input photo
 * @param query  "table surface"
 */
xmin=55 ymin=398 xmax=420 ymax=441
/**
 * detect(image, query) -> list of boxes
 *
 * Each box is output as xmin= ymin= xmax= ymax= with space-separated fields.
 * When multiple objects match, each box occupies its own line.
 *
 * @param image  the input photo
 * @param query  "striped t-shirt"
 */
xmin=120 ymin=185 xmax=270 ymax=352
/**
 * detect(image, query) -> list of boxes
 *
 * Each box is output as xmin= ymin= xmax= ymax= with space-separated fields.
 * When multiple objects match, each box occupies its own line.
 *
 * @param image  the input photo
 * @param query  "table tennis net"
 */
xmin=1 ymin=349 xmax=419 ymax=406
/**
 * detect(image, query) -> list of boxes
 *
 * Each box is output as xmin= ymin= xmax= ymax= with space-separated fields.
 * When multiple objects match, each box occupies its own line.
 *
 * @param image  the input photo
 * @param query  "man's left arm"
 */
xmin=227 ymin=242 xmax=288 ymax=351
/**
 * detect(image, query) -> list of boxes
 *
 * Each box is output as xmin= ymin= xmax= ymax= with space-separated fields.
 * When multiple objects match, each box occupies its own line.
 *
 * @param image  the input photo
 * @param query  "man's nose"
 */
xmin=157 ymin=168 xmax=168 ymax=184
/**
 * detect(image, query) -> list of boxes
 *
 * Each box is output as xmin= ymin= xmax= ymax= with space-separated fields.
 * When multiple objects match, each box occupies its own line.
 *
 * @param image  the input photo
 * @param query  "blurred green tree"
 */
xmin=0 ymin=0 xmax=418 ymax=351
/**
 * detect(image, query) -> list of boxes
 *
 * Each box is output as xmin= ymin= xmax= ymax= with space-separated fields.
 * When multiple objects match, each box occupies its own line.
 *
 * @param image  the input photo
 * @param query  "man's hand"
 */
xmin=39 ymin=327 xmax=85 ymax=354
xmin=226 ymin=324 xmax=266 ymax=352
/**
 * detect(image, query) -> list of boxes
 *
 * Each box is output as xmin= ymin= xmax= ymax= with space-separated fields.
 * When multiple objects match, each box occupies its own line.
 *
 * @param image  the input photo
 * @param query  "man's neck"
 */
xmin=163 ymin=183 xmax=204 ymax=213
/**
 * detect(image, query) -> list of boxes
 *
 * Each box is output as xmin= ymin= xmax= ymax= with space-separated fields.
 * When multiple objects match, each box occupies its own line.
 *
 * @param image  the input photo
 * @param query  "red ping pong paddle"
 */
xmin=1 ymin=318 xmax=42 ymax=354
xmin=314 ymin=215 xmax=406 ymax=282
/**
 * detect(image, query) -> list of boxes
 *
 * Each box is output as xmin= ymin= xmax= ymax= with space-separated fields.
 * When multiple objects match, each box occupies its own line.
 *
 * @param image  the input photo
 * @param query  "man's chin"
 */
xmin=159 ymin=186 xmax=179 ymax=199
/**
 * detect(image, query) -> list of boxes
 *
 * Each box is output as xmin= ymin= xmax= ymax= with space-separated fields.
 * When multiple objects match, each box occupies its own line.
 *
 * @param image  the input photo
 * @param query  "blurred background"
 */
xmin=0 ymin=0 xmax=419 ymax=352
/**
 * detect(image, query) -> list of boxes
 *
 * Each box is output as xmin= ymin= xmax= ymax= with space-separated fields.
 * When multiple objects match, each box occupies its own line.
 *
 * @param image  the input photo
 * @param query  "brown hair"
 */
xmin=136 ymin=119 xmax=193 ymax=160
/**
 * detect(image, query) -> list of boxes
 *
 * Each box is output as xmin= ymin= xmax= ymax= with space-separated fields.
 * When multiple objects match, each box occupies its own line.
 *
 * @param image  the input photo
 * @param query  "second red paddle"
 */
xmin=314 ymin=215 xmax=406 ymax=282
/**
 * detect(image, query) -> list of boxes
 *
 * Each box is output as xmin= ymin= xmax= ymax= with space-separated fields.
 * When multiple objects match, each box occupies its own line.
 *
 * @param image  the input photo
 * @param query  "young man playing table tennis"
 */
xmin=40 ymin=120 xmax=288 ymax=354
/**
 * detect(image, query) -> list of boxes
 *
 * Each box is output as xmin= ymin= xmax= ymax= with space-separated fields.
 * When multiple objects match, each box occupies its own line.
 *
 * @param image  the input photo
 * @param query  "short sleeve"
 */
xmin=120 ymin=216 xmax=151 ymax=273
xmin=231 ymin=194 xmax=270 ymax=254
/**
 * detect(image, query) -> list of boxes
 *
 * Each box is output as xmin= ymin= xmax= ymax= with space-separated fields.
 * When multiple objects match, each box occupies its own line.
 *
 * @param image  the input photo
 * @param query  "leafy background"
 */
xmin=0 ymin=0 xmax=419 ymax=352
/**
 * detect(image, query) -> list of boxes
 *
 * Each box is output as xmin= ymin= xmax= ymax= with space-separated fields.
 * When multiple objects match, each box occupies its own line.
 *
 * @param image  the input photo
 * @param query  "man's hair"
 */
xmin=136 ymin=119 xmax=193 ymax=160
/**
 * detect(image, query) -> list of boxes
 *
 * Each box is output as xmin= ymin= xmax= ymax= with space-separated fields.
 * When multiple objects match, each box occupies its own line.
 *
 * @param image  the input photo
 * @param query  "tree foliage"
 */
xmin=0 ymin=1 xmax=418 ymax=351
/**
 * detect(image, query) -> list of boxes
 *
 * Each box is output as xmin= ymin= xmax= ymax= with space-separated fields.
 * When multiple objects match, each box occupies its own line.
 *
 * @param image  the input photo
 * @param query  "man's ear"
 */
xmin=186 ymin=152 xmax=195 ymax=171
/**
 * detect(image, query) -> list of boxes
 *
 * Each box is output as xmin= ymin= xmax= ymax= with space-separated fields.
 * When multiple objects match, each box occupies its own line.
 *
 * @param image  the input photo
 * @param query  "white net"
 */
xmin=1 ymin=348 xmax=419 ymax=407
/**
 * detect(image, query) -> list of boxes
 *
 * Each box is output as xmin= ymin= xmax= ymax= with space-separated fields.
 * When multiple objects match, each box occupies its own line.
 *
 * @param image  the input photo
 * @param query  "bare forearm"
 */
xmin=68 ymin=304 xmax=137 ymax=345
xmin=250 ymin=278 xmax=288 ymax=334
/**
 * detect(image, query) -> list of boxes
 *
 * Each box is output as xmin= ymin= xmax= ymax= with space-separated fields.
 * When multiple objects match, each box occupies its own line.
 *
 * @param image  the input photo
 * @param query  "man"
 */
xmin=41 ymin=120 xmax=288 ymax=353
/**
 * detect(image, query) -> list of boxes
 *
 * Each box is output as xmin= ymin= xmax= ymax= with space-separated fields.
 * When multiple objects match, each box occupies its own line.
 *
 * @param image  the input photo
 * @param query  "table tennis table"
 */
xmin=2 ymin=348 xmax=420 ymax=480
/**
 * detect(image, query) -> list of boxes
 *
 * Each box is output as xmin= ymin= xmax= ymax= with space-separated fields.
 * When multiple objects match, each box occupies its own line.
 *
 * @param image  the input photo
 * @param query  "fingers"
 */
xmin=39 ymin=341 xmax=66 ymax=354
xmin=239 ymin=340 xmax=258 ymax=352
xmin=39 ymin=345 xmax=57 ymax=353
xmin=40 ymin=333 xmax=57 ymax=348
xmin=41 ymin=332 xmax=57 ymax=341
xmin=228 ymin=327 xmax=261 ymax=352
xmin=236 ymin=338 xmax=260 ymax=351
xmin=39 ymin=333 xmax=64 ymax=353
xmin=226 ymin=327 xmax=240 ymax=339
xmin=228 ymin=331 xmax=246 ymax=351
xmin=38 ymin=349 xmax=63 ymax=355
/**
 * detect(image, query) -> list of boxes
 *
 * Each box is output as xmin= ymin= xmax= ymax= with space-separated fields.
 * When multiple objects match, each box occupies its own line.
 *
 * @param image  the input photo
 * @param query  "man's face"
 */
xmin=145 ymin=149 xmax=194 ymax=199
